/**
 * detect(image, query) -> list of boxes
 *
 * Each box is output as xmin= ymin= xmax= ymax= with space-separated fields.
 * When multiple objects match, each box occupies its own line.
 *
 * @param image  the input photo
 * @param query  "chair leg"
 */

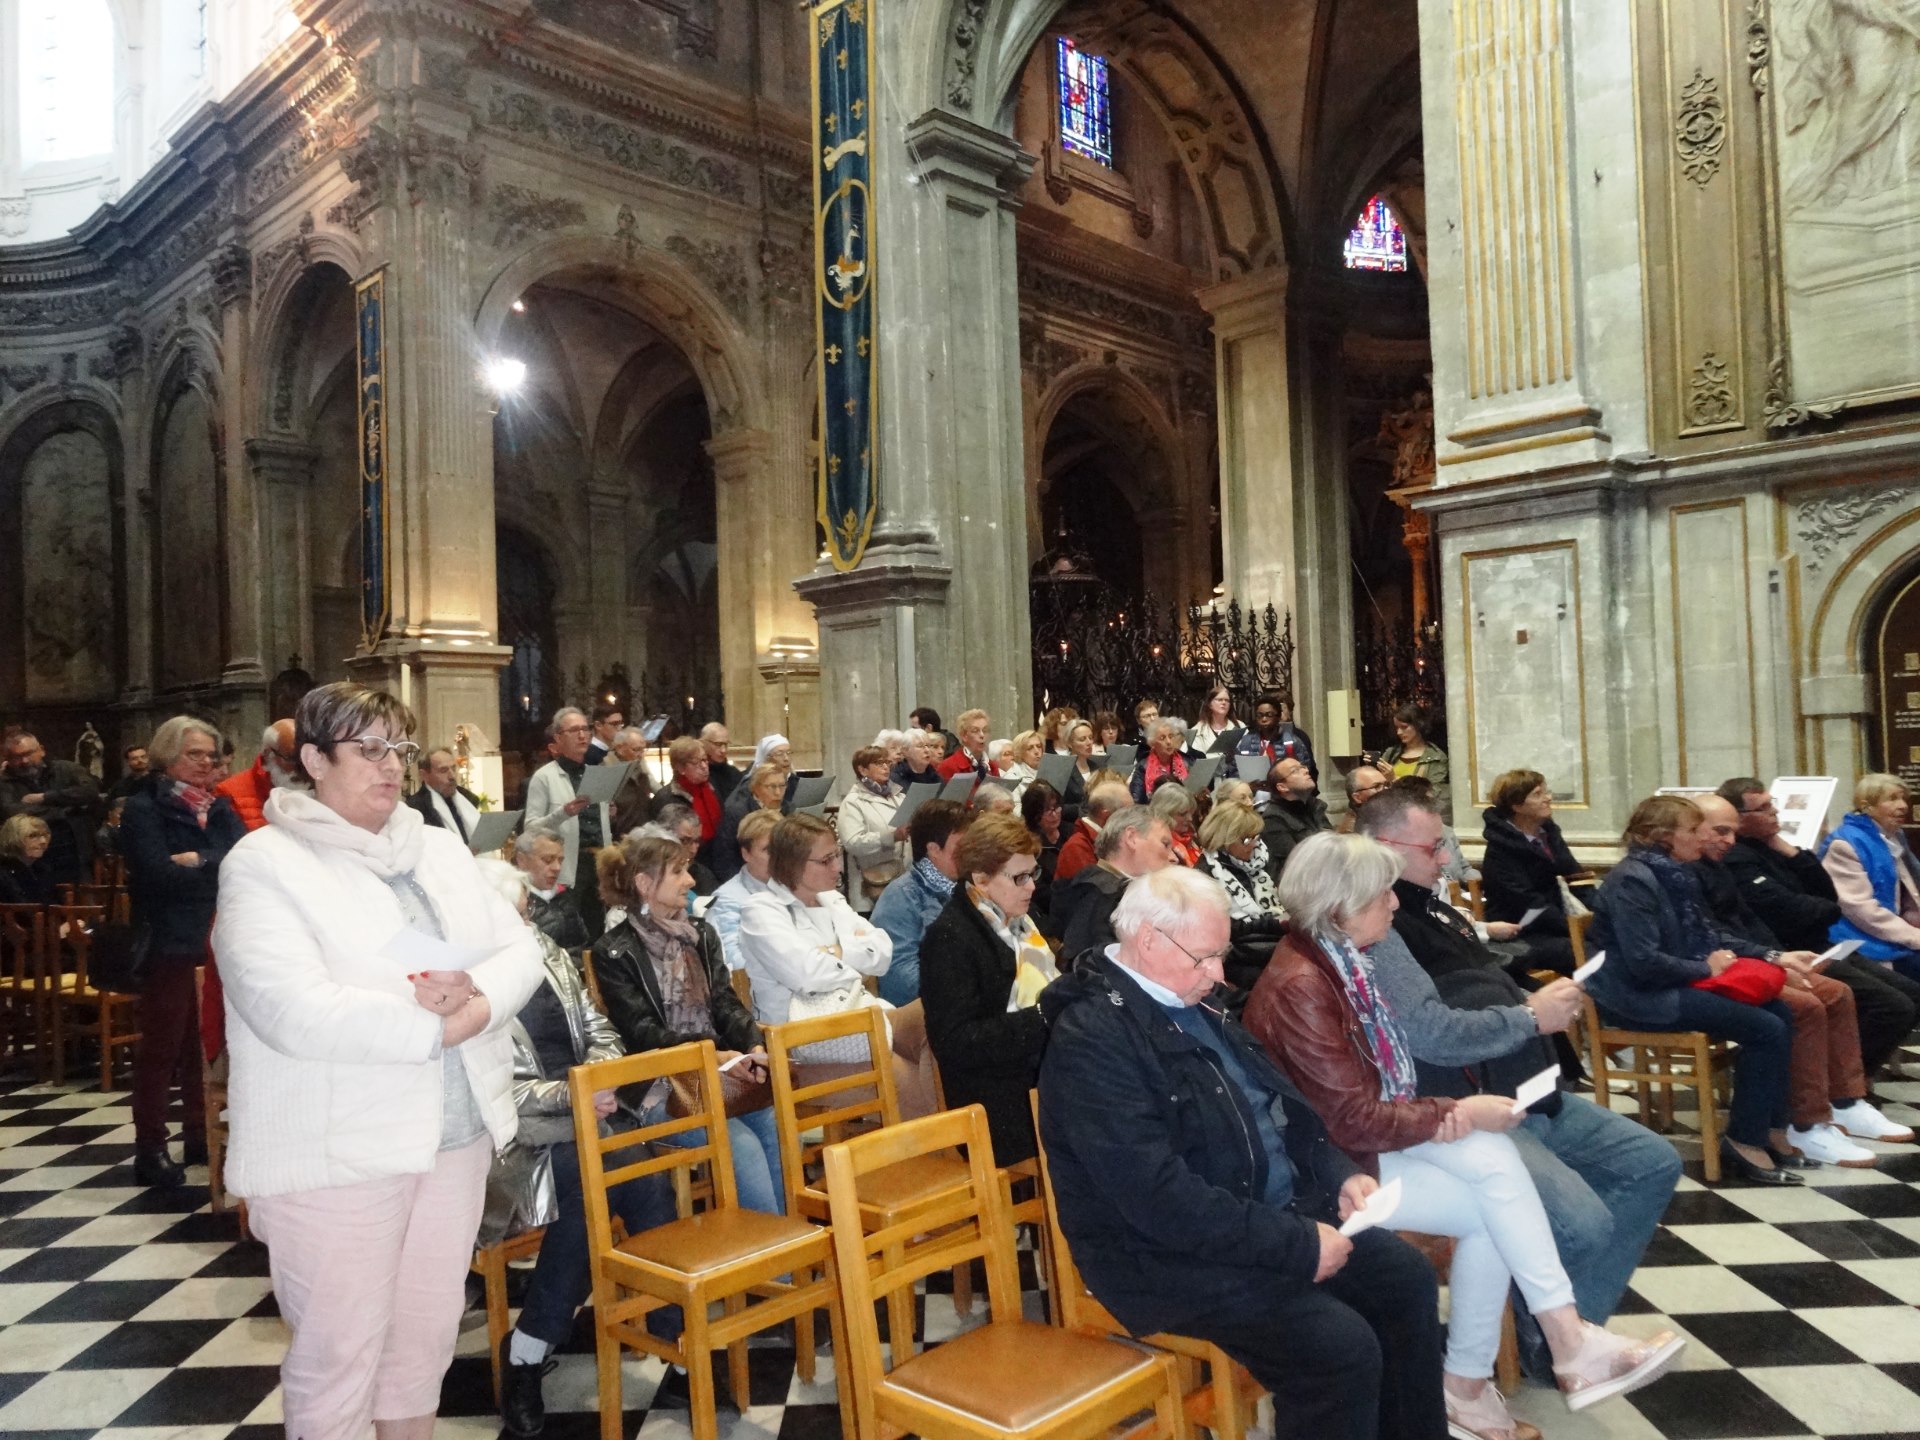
xmin=1209 ymin=1350 xmax=1247 ymax=1440
xmin=594 ymin=1301 xmax=626 ymax=1440
xmin=722 ymin=1292 xmax=751 ymax=1412
xmin=825 ymin=1257 xmax=862 ymax=1440
xmin=685 ymin=1304 xmax=720 ymax=1440
xmin=1495 ymin=1302 xmax=1522 ymax=1395
xmin=482 ymin=1252 xmax=510 ymax=1404
xmin=793 ymin=1303 xmax=817 ymax=1385
xmin=99 ymin=1004 xmax=114 ymax=1093
xmin=1695 ymin=1039 xmax=1721 ymax=1183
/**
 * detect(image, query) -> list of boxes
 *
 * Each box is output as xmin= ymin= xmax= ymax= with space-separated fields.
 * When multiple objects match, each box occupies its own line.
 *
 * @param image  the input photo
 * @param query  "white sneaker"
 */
xmin=1832 ymin=1098 xmax=1916 ymax=1143
xmin=1788 ymin=1122 xmax=1879 ymax=1167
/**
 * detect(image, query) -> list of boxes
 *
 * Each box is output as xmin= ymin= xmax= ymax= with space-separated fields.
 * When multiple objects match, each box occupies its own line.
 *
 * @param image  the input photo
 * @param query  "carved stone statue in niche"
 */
xmin=20 ymin=432 xmax=115 ymax=703
xmin=1377 ymin=387 xmax=1436 ymax=488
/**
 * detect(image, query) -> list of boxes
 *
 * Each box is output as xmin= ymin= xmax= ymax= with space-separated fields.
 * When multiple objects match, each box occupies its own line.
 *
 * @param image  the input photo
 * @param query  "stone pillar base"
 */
xmin=346 ymin=639 xmax=516 ymax=752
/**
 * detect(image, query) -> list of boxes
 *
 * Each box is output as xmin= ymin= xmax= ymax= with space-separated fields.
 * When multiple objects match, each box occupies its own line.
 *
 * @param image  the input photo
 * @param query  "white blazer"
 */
xmin=736 ymin=880 xmax=893 ymax=1026
xmin=213 ymin=812 xmax=543 ymax=1198
xmin=523 ymin=760 xmax=611 ymax=883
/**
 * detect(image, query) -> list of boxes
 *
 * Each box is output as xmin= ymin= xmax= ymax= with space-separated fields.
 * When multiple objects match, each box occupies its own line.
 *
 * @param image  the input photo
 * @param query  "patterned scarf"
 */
xmin=967 ymin=885 xmax=1059 ymax=1008
xmin=172 ymin=779 xmax=214 ymax=829
xmin=914 ymin=855 xmax=956 ymax=898
xmin=1319 ymin=936 xmax=1418 ymax=1101
xmin=1633 ymin=843 xmax=1717 ymax=963
xmin=858 ymin=775 xmax=894 ymax=798
xmin=632 ymin=908 xmax=713 ymax=1038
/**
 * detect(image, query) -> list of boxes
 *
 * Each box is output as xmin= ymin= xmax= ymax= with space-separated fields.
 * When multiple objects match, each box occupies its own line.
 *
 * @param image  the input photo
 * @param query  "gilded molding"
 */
xmin=1674 ymin=70 xmax=1727 ymax=187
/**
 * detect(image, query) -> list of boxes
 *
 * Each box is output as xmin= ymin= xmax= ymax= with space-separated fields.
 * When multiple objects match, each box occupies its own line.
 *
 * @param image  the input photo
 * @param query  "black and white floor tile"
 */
xmin=1 ymin=1066 xmax=1918 ymax=1439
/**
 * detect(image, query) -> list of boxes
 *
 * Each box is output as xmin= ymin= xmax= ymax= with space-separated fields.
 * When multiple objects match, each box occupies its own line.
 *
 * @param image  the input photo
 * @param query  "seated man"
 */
xmin=1356 ymin=788 xmax=1684 ymax=1375
xmin=1039 ymin=868 xmax=1445 ymax=1440
xmin=1719 ymin=776 xmax=1920 ymax=1080
xmin=869 ymin=799 xmax=970 ymax=1005
xmin=1336 ymin=762 xmax=1393 ymax=835
xmin=1053 ymin=805 xmax=1175 ymax=960
xmin=514 ymin=825 xmax=590 ymax=953
xmin=1054 ymin=778 xmax=1131 ymax=884
xmin=1262 ymin=756 xmax=1331 ymax=880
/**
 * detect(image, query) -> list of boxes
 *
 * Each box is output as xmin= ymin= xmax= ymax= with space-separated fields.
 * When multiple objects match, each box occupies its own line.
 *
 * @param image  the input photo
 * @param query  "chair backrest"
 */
xmin=578 ymin=948 xmax=604 ymax=1012
xmin=730 ymin=966 xmax=753 ymax=1008
xmin=0 ymin=903 xmax=46 ymax=988
xmin=1568 ymin=911 xmax=1592 ymax=968
xmin=47 ymin=904 xmax=106 ymax=990
xmin=822 ymin=1105 xmax=1018 ymax=1401
xmin=764 ymin=1006 xmax=899 ymax=1215
xmin=1029 ymin=1091 xmax=1127 ymax=1336
xmin=1465 ymin=876 xmax=1485 ymax=921
xmin=568 ymin=1040 xmax=738 ymax=1262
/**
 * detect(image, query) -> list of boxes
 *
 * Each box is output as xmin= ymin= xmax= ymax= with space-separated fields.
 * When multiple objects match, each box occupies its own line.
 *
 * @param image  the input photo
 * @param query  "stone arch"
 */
xmin=252 ymin=255 xmax=359 ymax=437
xmin=474 ymin=234 xmax=765 ymax=436
xmin=1802 ymin=502 xmax=1920 ymax=777
xmin=147 ymin=348 xmax=227 ymax=692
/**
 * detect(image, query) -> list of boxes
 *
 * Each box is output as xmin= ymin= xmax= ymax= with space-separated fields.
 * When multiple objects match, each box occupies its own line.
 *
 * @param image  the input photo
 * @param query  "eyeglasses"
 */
xmin=1353 ymin=782 xmax=1390 ymax=800
xmin=324 ymin=735 xmax=421 ymax=764
xmin=181 ymin=748 xmax=220 ymax=763
xmin=1378 ymin=834 xmax=1449 ymax=859
xmin=557 ymin=724 xmax=591 ymax=737
xmin=1152 ymin=923 xmax=1228 ymax=970
xmin=1002 ymin=867 xmax=1039 ymax=887
xmin=806 ymin=852 xmax=842 ymax=868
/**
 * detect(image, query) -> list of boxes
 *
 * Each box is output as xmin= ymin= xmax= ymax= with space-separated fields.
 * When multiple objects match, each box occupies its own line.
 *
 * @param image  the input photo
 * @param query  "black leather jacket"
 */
xmin=592 ymin=913 xmax=761 ymax=1057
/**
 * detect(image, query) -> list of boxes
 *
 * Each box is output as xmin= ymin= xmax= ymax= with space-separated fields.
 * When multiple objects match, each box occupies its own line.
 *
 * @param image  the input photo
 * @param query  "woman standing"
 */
xmin=1823 ymin=772 xmax=1920 ymax=984
xmin=920 ymin=813 xmax=1058 ymax=1165
xmin=836 ymin=745 xmax=908 ymax=914
xmin=120 ymin=716 xmax=249 ymax=1187
xmin=592 ymin=834 xmax=785 ymax=1214
xmin=1188 ymin=684 xmax=1240 ymax=753
xmin=1131 ymin=716 xmax=1191 ymax=801
xmin=1001 ymin=729 xmax=1046 ymax=798
xmin=1379 ymin=704 xmax=1451 ymax=814
xmin=1246 ymin=833 xmax=1684 ymax=1440
xmin=214 ymin=682 xmax=543 ymax=1440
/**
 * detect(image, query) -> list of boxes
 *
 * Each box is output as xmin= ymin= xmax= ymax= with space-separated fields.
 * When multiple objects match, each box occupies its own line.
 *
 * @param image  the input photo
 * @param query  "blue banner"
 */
xmin=354 ymin=268 xmax=389 ymax=649
xmin=812 ymin=0 xmax=876 ymax=571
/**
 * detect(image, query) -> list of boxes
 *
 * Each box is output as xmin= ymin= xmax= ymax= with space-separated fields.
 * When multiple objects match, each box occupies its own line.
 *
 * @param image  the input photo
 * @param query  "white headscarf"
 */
xmin=752 ymin=733 xmax=792 ymax=769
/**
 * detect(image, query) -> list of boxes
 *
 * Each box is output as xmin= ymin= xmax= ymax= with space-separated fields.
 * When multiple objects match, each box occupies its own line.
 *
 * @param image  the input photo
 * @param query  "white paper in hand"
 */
xmin=1813 ymin=939 xmax=1861 ymax=970
xmin=1517 ymin=907 xmax=1547 ymax=931
xmin=1510 ymin=1064 xmax=1562 ymax=1115
xmin=380 ymin=928 xmax=490 ymax=973
xmin=1338 ymin=1177 xmax=1403 ymax=1238
xmin=1571 ymin=949 xmax=1606 ymax=984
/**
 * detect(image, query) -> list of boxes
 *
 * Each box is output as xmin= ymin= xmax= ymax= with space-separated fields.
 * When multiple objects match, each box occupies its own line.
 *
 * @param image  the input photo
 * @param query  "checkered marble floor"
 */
xmin=1 ymin=1066 xmax=1918 ymax=1440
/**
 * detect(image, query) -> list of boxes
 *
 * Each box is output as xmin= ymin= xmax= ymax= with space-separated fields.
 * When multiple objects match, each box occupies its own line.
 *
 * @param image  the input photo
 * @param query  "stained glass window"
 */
xmin=1057 ymin=38 xmax=1113 ymax=168
xmin=1343 ymin=194 xmax=1407 ymax=272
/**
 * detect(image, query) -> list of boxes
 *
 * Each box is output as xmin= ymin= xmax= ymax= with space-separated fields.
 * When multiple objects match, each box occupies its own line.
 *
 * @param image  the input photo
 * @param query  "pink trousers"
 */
xmin=250 ymin=1137 xmax=492 ymax=1439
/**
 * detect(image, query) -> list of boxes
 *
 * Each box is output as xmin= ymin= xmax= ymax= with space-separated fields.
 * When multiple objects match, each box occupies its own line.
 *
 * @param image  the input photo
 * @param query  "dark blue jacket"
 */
xmin=1036 ymin=951 xmax=1358 ymax=1337
xmin=1586 ymin=854 xmax=1744 ymax=1027
xmin=119 ymin=780 xmax=247 ymax=957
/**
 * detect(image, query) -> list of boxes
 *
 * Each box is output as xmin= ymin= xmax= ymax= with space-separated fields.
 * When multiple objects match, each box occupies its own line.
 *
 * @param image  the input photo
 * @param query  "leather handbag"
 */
xmin=1692 ymin=956 xmax=1786 ymax=1005
xmin=665 ymin=1061 xmax=774 ymax=1120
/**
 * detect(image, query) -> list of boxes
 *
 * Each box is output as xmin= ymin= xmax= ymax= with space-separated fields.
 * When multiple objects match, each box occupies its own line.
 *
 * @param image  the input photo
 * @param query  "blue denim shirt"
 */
xmin=870 ymin=862 xmax=953 ymax=1005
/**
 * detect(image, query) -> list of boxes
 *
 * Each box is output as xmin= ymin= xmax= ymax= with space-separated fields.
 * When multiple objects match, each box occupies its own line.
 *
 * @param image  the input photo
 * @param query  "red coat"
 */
xmin=936 ymin=747 xmax=998 ymax=783
xmin=214 ymin=758 xmax=274 ymax=832
xmin=1054 ymin=817 xmax=1100 ymax=884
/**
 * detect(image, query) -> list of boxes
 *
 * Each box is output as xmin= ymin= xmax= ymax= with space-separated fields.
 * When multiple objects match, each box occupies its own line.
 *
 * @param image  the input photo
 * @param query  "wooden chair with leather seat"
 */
xmin=0 ymin=903 xmax=48 ymax=1075
xmin=1031 ymin=1095 xmax=1265 ymax=1440
xmin=570 ymin=1039 xmax=846 ymax=1440
xmin=1568 ymin=913 xmax=1736 ymax=1182
xmin=926 ymin=1063 xmax=1053 ymax=1320
xmin=473 ymin=1225 xmax=548 ymax=1404
xmin=822 ymin=1102 xmax=1190 ymax=1440
xmin=766 ymin=1007 xmax=973 ymax=1371
xmin=46 ymin=903 xmax=139 ymax=1089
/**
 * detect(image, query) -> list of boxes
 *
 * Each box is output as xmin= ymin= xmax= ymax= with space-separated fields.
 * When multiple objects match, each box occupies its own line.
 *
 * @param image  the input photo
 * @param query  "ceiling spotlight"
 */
xmin=510 ymin=298 xmax=526 ymax=313
xmin=484 ymin=356 xmax=527 ymax=396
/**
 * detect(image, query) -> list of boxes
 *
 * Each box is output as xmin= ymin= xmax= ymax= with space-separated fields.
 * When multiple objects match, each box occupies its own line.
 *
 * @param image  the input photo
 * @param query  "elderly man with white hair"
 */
xmin=525 ymin=707 xmax=610 ymax=935
xmin=1039 ymin=865 xmax=1448 ymax=1440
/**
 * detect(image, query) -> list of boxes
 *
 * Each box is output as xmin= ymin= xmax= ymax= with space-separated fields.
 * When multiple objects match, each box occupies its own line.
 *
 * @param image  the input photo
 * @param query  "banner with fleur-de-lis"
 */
xmin=812 ymin=0 xmax=875 ymax=571
xmin=354 ymin=267 xmax=390 ymax=649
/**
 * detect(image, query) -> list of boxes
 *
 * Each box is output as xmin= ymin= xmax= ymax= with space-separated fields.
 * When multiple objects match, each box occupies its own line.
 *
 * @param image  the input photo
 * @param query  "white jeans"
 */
xmin=1380 ymin=1129 xmax=1577 ymax=1379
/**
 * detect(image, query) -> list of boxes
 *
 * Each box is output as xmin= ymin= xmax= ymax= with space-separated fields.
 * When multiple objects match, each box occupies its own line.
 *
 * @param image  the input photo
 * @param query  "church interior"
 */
xmin=3 ymin=1 xmax=1920 ymax=1437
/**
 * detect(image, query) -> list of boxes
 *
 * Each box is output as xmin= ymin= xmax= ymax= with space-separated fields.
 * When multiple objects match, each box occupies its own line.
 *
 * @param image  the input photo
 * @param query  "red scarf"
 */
xmin=684 ymin=779 xmax=721 ymax=841
xmin=174 ymin=781 xmax=215 ymax=829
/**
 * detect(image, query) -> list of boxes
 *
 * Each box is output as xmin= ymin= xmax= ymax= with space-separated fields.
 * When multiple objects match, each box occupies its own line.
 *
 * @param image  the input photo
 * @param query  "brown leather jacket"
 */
xmin=1241 ymin=929 xmax=1457 ymax=1177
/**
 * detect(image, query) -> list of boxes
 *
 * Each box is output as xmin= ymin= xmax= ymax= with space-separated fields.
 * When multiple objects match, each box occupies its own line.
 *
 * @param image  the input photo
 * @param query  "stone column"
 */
xmin=211 ymin=240 xmax=267 ymax=744
xmin=246 ymin=436 xmax=318 ymax=675
xmin=1201 ymin=269 xmax=1296 ymax=620
xmin=797 ymin=103 xmax=1038 ymax=772
xmin=707 ymin=425 xmax=808 ymax=750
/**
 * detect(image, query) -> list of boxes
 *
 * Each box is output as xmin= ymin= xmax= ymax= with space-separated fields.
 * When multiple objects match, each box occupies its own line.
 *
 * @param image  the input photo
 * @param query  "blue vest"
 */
xmin=1820 ymin=811 xmax=1916 ymax=963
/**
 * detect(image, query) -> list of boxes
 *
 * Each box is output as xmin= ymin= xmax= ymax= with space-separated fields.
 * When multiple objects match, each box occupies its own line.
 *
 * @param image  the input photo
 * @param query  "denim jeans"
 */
xmin=655 ymin=1103 xmax=787 ymax=1217
xmin=1651 ymin=991 xmax=1793 ymax=1146
xmin=1509 ymin=1093 xmax=1682 ymax=1322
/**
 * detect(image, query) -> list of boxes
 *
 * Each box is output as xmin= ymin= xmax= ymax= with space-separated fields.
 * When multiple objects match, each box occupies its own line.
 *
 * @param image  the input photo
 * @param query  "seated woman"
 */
xmin=1149 ymin=782 xmax=1202 ymax=867
xmin=1000 ymin=729 xmax=1045 ymax=799
xmin=708 ymin=808 xmax=779 ymax=973
xmin=1130 ymin=716 xmax=1191 ymax=801
xmin=1585 ymin=795 xmax=1798 ymax=1185
xmin=1197 ymin=800 xmax=1286 ymax=998
xmin=475 ymin=860 xmax=678 ymax=1433
xmin=736 ymin=813 xmax=936 ymax=1118
xmin=836 ymin=745 xmax=908 ymax=916
xmin=1020 ymin=780 xmax=1064 ymax=933
xmin=1481 ymin=768 xmax=1593 ymax=974
xmin=1379 ymin=704 xmax=1451 ymax=815
xmin=1245 ymin=831 xmax=1683 ymax=1440
xmin=0 ymin=815 xmax=55 ymax=906
xmin=711 ymin=761 xmax=788 ymax=885
xmin=1823 ymin=772 xmax=1920 ymax=986
xmin=920 ymin=813 xmax=1059 ymax=1165
xmin=591 ymin=834 xmax=785 ymax=1215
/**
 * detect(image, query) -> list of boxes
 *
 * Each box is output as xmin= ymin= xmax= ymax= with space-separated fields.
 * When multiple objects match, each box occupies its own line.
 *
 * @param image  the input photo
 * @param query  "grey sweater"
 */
xmin=1365 ymin=930 xmax=1537 ymax=1066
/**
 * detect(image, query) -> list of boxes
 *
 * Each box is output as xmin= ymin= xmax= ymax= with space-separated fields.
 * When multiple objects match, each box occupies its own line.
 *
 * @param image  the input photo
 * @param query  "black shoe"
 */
xmin=1718 ymin=1140 xmax=1803 ymax=1186
xmin=181 ymin=1138 xmax=209 ymax=1167
xmin=499 ymin=1335 xmax=548 ymax=1437
xmin=1768 ymin=1146 xmax=1822 ymax=1170
xmin=134 ymin=1149 xmax=185 ymax=1188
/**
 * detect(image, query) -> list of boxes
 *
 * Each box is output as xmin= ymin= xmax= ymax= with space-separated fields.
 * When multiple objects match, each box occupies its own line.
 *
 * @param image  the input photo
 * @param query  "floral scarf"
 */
xmin=1632 ymin=843 xmax=1717 ymax=963
xmin=914 ymin=855 xmax=956 ymax=899
xmin=632 ymin=908 xmax=713 ymax=1038
xmin=1318 ymin=936 xmax=1418 ymax=1101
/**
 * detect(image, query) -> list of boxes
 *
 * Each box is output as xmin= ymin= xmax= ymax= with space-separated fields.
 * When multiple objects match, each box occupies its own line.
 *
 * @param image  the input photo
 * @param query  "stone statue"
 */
xmin=1377 ymin=387 xmax=1436 ymax=489
xmin=1779 ymin=0 xmax=1920 ymax=209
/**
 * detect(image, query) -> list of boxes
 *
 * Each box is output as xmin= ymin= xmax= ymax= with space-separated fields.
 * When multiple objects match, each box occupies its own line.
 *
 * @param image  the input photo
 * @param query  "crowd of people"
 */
xmin=4 ymin=687 xmax=1919 ymax=1440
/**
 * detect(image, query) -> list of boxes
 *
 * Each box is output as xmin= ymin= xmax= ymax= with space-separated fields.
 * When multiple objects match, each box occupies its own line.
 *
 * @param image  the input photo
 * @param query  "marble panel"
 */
xmin=154 ymin=390 xmax=224 ymax=691
xmin=1669 ymin=501 xmax=1757 ymax=784
xmin=18 ymin=431 xmax=114 ymax=703
xmin=1461 ymin=541 xmax=1588 ymax=807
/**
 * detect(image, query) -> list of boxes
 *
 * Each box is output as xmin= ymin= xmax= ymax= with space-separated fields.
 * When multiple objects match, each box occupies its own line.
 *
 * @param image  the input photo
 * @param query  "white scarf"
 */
xmin=264 ymin=787 xmax=426 ymax=878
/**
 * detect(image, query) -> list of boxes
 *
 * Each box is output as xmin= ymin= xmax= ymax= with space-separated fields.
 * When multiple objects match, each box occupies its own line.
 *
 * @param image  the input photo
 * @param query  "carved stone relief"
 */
xmin=948 ymin=0 xmax=990 ymax=110
xmin=210 ymin=242 xmax=254 ymax=309
xmin=1795 ymin=486 xmax=1913 ymax=571
xmin=486 ymin=87 xmax=747 ymax=204
xmin=1674 ymin=69 xmax=1727 ymax=187
xmin=0 ymin=196 xmax=29 ymax=239
xmin=665 ymin=235 xmax=751 ymax=323
xmin=486 ymin=183 xmax=589 ymax=251
xmin=1685 ymin=352 xmax=1737 ymax=429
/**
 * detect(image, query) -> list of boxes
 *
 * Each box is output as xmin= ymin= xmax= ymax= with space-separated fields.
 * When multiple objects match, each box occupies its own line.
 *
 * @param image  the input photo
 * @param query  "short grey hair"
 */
xmin=654 ymin=801 xmax=697 ymax=832
xmin=1149 ymin=715 xmax=1189 ymax=744
xmin=423 ymin=746 xmax=456 ymax=768
xmin=612 ymin=725 xmax=646 ymax=748
xmin=1086 ymin=780 xmax=1132 ymax=820
xmin=1345 ymin=764 xmax=1390 ymax=800
xmin=1113 ymin=866 xmax=1230 ymax=944
xmin=873 ymin=728 xmax=908 ymax=749
xmin=148 ymin=715 xmax=221 ymax=769
xmin=1148 ymin=784 xmax=1196 ymax=821
xmin=1275 ymin=832 xmax=1403 ymax=941
xmin=514 ymin=823 xmax=563 ymax=857
xmin=1353 ymin=787 xmax=1438 ymax=839
xmin=546 ymin=707 xmax=586 ymax=741
xmin=1096 ymin=804 xmax=1163 ymax=860
xmin=476 ymin=856 xmax=530 ymax=909
xmin=699 ymin=721 xmax=729 ymax=743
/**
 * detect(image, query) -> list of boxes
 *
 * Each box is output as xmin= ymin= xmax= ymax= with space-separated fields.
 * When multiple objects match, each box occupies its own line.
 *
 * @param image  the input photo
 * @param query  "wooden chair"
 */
xmin=1032 ymin=1096 xmax=1265 ymax=1440
xmin=927 ymin=1062 xmax=1052 ymax=1321
xmin=822 ymin=1103 xmax=1190 ymax=1440
xmin=1446 ymin=876 xmax=1486 ymax=922
xmin=196 ymin=965 xmax=243 ymax=1226
xmin=766 ymin=1008 xmax=972 ymax=1370
xmin=46 ymin=904 xmax=139 ymax=1089
xmin=1395 ymin=1231 xmax=1524 ymax=1395
xmin=578 ymin=948 xmax=605 ymax=1012
xmin=1569 ymin=914 xmax=1737 ymax=1181
xmin=571 ymin=1040 xmax=844 ymax=1440
xmin=473 ymin=1226 xmax=549 ymax=1404
xmin=0 ymin=904 xmax=48 ymax=1075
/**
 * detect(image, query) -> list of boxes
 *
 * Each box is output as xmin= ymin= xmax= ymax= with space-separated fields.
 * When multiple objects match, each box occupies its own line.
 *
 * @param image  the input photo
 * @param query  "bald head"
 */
xmin=1695 ymin=793 xmax=1739 ymax=862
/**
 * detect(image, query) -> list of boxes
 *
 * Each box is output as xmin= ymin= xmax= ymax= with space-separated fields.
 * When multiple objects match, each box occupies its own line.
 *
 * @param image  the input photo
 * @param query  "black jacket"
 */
xmin=1054 ymin=864 xmax=1129 ymax=962
xmin=0 ymin=856 xmax=54 ymax=906
xmin=1389 ymin=877 xmax=1496 ymax=980
xmin=709 ymin=784 xmax=765 ymax=884
xmin=709 ymin=761 xmax=745 ymax=803
xmin=0 ymin=759 xmax=103 ymax=885
xmin=1260 ymin=795 xmax=1329 ymax=881
xmin=527 ymin=888 xmax=591 ymax=954
xmin=592 ymin=914 xmax=761 ymax=1058
xmin=405 ymin=784 xmax=482 ymax=838
xmin=920 ymin=892 xmax=1049 ymax=1165
xmin=1036 ymin=953 xmax=1359 ymax=1336
xmin=1721 ymin=837 xmax=1841 ymax=953
xmin=118 ymin=781 xmax=247 ymax=956
xmin=1480 ymin=810 xmax=1585 ymax=936
xmin=1694 ymin=856 xmax=1779 ymax=950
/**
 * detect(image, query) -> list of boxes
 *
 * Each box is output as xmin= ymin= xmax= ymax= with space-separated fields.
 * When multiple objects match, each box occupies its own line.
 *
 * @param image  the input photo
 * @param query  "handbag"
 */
xmin=665 ymin=1060 xmax=774 ymax=1120
xmin=860 ymin=861 xmax=905 ymax=902
xmin=89 ymin=922 xmax=152 ymax=994
xmin=1692 ymin=955 xmax=1786 ymax=1005
xmin=787 ymin=973 xmax=893 ymax=1063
